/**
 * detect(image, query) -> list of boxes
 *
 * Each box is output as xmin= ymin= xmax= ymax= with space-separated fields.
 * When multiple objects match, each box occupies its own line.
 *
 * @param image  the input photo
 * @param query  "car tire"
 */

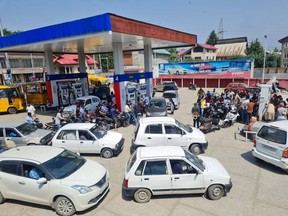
xmin=134 ymin=188 xmax=152 ymax=203
xmin=176 ymin=71 xmax=179 ymax=75
xmin=55 ymin=196 xmax=76 ymax=216
xmin=7 ymin=107 xmax=17 ymax=114
xmin=207 ymin=184 xmax=224 ymax=200
xmin=0 ymin=191 xmax=5 ymax=204
xmin=101 ymin=148 xmax=113 ymax=158
xmin=189 ymin=144 xmax=201 ymax=155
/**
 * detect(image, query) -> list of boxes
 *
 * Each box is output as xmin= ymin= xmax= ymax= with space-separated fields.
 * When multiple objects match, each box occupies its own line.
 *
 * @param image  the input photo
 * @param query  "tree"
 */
xmin=206 ymin=30 xmax=218 ymax=46
xmin=246 ymin=39 xmax=264 ymax=67
xmin=2 ymin=28 xmax=21 ymax=36
xmin=167 ymin=48 xmax=179 ymax=63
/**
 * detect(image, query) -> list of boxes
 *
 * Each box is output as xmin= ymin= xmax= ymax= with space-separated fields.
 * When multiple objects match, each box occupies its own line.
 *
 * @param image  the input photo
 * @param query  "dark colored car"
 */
xmin=226 ymin=83 xmax=248 ymax=92
xmin=146 ymin=97 xmax=167 ymax=117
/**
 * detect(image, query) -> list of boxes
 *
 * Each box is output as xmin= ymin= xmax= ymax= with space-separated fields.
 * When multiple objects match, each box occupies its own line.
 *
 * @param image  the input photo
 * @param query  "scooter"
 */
xmin=222 ymin=107 xmax=239 ymax=128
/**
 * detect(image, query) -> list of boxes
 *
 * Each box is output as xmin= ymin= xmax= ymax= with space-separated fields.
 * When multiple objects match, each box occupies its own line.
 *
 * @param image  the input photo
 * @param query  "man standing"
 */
xmin=26 ymin=103 xmax=36 ymax=118
xmin=191 ymin=103 xmax=200 ymax=128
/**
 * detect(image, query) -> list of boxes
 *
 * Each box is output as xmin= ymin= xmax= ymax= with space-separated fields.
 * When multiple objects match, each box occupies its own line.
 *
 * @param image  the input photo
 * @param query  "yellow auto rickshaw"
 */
xmin=25 ymin=82 xmax=48 ymax=105
xmin=0 ymin=85 xmax=26 ymax=114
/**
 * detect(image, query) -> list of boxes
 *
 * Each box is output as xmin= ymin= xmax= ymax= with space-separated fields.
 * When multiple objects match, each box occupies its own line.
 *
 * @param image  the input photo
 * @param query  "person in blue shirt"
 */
xmin=29 ymin=167 xmax=44 ymax=179
xmin=25 ymin=112 xmax=34 ymax=124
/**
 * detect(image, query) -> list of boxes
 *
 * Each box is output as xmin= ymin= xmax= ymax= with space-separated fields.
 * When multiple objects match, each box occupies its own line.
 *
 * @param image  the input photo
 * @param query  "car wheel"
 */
xmin=0 ymin=191 xmax=5 ymax=204
xmin=55 ymin=196 xmax=76 ymax=216
xmin=207 ymin=184 xmax=224 ymax=200
xmin=101 ymin=148 xmax=113 ymax=158
xmin=189 ymin=144 xmax=201 ymax=155
xmin=7 ymin=107 xmax=17 ymax=114
xmin=134 ymin=188 xmax=152 ymax=203
xmin=176 ymin=71 xmax=179 ymax=75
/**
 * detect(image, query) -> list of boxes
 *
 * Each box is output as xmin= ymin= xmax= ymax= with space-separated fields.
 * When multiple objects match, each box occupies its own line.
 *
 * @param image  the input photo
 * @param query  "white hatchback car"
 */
xmin=162 ymin=90 xmax=180 ymax=109
xmin=123 ymin=146 xmax=232 ymax=203
xmin=52 ymin=123 xmax=124 ymax=158
xmin=63 ymin=95 xmax=101 ymax=117
xmin=131 ymin=117 xmax=208 ymax=155
xmin=252 ymin=120 xmax=288 ymax=173
xmin=0 ymin=146 xmax=109 ymax=216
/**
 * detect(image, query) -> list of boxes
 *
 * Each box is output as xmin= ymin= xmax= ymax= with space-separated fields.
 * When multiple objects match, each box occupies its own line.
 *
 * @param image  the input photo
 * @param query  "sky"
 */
xmin=0 ymin=0 xmax=287 ymax=50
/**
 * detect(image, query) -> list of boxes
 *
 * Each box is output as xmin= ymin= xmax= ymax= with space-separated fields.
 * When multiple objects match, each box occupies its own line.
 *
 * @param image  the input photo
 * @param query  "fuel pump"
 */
xmin=126 ymin=84 xmax=137 ymax=102
xmin=58 ymin=84 xmax=70 ymax=106
xmin=136 ymin=83 xmax=147 ymax=102
xmin=72 ymin=83 xmax=83 ymax=99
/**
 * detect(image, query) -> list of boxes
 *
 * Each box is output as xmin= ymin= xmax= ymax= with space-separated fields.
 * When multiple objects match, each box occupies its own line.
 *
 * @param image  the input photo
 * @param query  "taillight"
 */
xmin=282 ymin=148 xmax=288 ymax=158
xmin=253 ymin=139 xmax=256 ymax=147
xmin=123 ymin=179 xmax=128 ymax=188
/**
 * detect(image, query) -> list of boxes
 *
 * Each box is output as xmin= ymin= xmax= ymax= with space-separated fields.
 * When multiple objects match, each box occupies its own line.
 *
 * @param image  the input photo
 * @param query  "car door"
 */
xmin=77 ymin=130 xmax=98 ymax=153
xmin=164 ymin=124 xmax=187 ymax=148
xmin=54 ymin=130 xmax=79 ymax=153
xmin=91 ymin=97 xmax=100 ymax=112
xmin=17 ymin=162 xmax=50 ymax=205
xmin=0 ymin=160 xmax=22 ymax=199
xmin=135 ymin=159 xmax=172 ymax=195
xmin=143 ymin=124 xmax=166 ymax=147
xmin=169 ymin=159 xmax=205 ymax=194
xmin=84 ymin=99 xmax=93 ymax=113
xmin=4 ymin=128 xmax=26 ymax=146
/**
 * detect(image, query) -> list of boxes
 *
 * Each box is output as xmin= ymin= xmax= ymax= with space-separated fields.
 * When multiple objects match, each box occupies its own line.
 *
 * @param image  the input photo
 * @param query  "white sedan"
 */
xmin=0 ymin=146 xmax=109 ymax=216
xmin=52 ymin=123 xmax=124 ymax=158
xmin=63 ymin=95 xmax=101 ymax=116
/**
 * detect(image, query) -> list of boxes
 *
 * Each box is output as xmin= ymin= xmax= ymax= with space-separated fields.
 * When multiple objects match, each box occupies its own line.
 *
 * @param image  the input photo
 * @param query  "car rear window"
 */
xmin=258 ymin=126 xmax=287 ymax=145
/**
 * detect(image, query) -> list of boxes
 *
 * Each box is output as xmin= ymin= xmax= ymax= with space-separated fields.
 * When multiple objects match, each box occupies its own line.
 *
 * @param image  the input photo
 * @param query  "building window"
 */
xmin=10 ymin=59 xmax=20 ymax=68
xmin=22 ymin=59 xmax=32 ymax=68
xmin=195 ymin=57 xmax=201 ymax=60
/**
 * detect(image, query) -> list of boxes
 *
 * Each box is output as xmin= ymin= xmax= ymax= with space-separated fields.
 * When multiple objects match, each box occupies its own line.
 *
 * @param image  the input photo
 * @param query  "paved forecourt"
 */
xmin=0 ymin=88 xmax=287 ymax=216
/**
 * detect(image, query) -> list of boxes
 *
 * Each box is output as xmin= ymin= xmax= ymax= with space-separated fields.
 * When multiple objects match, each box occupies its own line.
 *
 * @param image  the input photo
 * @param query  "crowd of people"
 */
xmin=191 ymin=87 xmax=288 ymax=129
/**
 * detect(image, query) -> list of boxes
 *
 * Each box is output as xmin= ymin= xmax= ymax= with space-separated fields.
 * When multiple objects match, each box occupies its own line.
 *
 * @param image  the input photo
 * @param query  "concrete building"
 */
xmin=215 ymin=37 xmax=248 ymax=60
xmin=177 ymin=43 xmax=217 ymax=61
xmin=278 ymin=36 xmax=288 ymax=67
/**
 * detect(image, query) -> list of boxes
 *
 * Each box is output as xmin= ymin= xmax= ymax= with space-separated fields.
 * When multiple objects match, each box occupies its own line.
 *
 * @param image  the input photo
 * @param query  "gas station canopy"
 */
xmin=0 ymin=13 xmax=197 ymax=54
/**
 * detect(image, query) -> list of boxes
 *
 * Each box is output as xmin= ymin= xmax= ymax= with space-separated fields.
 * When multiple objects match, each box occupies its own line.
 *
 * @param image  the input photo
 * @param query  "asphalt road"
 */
xmin=0 ymin=88 xmax=287 ymax=216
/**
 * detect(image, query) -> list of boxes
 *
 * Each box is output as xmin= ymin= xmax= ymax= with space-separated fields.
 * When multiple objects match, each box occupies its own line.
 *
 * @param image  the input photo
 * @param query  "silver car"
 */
xmin=0 ymin=123 xmax=54 ymax=147
xmin=163 ymin=90 xmax=180 ymax=109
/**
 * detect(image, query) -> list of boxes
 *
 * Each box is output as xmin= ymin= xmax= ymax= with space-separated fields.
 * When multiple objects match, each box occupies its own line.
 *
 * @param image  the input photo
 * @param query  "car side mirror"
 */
xmin=37 ymin=177 xmax=47 ymax=184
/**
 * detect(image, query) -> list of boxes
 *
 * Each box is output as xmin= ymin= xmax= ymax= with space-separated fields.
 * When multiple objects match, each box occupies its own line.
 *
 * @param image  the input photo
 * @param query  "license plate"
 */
xmin=262 ymin=144 xmax=276 ymax=152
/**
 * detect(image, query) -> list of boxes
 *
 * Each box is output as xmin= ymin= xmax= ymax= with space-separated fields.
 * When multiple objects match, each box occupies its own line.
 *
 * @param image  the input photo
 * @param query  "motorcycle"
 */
xmin=199 ymin=113 xmax=221 ymax=134
xmin=222 ymin=107 xmax=239 ymax=128
xmin=90 ymin=115 xmax=114 ymax=131
xmin=44 ymin=118 xmax=57 ymax=131
xmin=33 ymin=118 xmax=43 ymax=129
xmin=115 ymin=112 xmax=130 ymax=128
xmin=188 ymin=83 xmax=197 ymax=90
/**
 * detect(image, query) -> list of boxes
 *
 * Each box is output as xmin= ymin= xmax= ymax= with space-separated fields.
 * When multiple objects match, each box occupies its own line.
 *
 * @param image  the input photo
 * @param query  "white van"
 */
xmin=123 ymin=146 xmax=232 ymax=203
xmin=131 ymin=117 xmax=208 ymax=155
xmin=252 ymin=120 xmax=288 ymax=173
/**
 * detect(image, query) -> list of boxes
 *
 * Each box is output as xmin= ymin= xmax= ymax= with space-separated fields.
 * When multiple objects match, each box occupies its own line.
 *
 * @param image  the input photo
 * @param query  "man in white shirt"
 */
xmin=26 ymin=103 xmax=36 ymax=118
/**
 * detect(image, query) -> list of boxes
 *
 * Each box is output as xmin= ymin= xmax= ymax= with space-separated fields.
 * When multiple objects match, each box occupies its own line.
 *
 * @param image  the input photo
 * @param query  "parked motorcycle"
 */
xmin=34 ymin=118 xmax=43 ymax=129
xmin=115 ymin=112 xmax=130 ymax=127
xmin=199 ymin=113 xmax=221 ymax=134
xmin=222 ymin=107 xmax=239 ymax=128
xmin=44 ymin=118 xmax=57 ymax=131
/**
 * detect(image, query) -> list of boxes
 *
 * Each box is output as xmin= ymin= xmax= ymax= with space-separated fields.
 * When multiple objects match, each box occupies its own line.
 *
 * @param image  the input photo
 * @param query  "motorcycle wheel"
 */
xmin=222 ymin=121 xmax=230 ymax=128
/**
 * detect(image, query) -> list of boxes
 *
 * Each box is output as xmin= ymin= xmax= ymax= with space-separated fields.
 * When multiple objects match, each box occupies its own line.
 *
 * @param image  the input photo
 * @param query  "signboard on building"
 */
xmin=158 ymin=59 xmax=253 ymax=78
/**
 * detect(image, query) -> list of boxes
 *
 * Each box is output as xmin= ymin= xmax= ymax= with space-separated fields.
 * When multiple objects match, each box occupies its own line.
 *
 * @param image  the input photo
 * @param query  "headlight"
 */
xmin=72 ymin=185 xmax=92 ymax=194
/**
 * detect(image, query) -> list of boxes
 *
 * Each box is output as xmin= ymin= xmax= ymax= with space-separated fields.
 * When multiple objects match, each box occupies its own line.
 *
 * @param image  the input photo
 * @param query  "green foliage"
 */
xmin=95 ymin=54 xmax=114 ymax=72
xmin=227 ymin=55 xmax=247 ymax=60
xmin=206 ymin=30 xmax=218 ymax=46
xmin=3 ymin=28 xmax=22 ymax=36
xmin=246 ymin=39 xmax=264 ymax=67
xmin=167 ymin=48 xmax=180 ymax=63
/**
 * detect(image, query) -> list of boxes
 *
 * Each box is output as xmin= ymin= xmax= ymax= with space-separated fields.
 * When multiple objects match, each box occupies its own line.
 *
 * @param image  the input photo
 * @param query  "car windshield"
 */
xmin=163 ymin=92 xmax=176 ymax=98
xmin=175 ymin=119 xmax=192 ymax=133
xmin=126 ymin=151 xmax=137 ymax=172
xmin=16 ymin=123 xmax=37 ymax=135
xmin=75 ymin=99 xmax=85 ymax=105
xmin=149 ymin=100 xmax=166 ymax=108
xmin=184 ymin=150 xmax=205 ymax=172
xmin=42 ymin=150 xmax=86 ymax=179
xmin=90 ymin=125 xmax=107 ymax=139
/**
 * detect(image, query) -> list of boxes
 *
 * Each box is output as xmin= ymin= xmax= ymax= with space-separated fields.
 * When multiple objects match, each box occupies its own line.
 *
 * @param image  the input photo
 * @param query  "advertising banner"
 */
xmin=158 ymin=60 xmax=253 ymax=78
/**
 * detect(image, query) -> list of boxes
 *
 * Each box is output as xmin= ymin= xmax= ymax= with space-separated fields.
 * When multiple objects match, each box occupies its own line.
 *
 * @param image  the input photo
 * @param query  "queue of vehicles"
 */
xmin=1 ymin=82 xmax=286 ymax=215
